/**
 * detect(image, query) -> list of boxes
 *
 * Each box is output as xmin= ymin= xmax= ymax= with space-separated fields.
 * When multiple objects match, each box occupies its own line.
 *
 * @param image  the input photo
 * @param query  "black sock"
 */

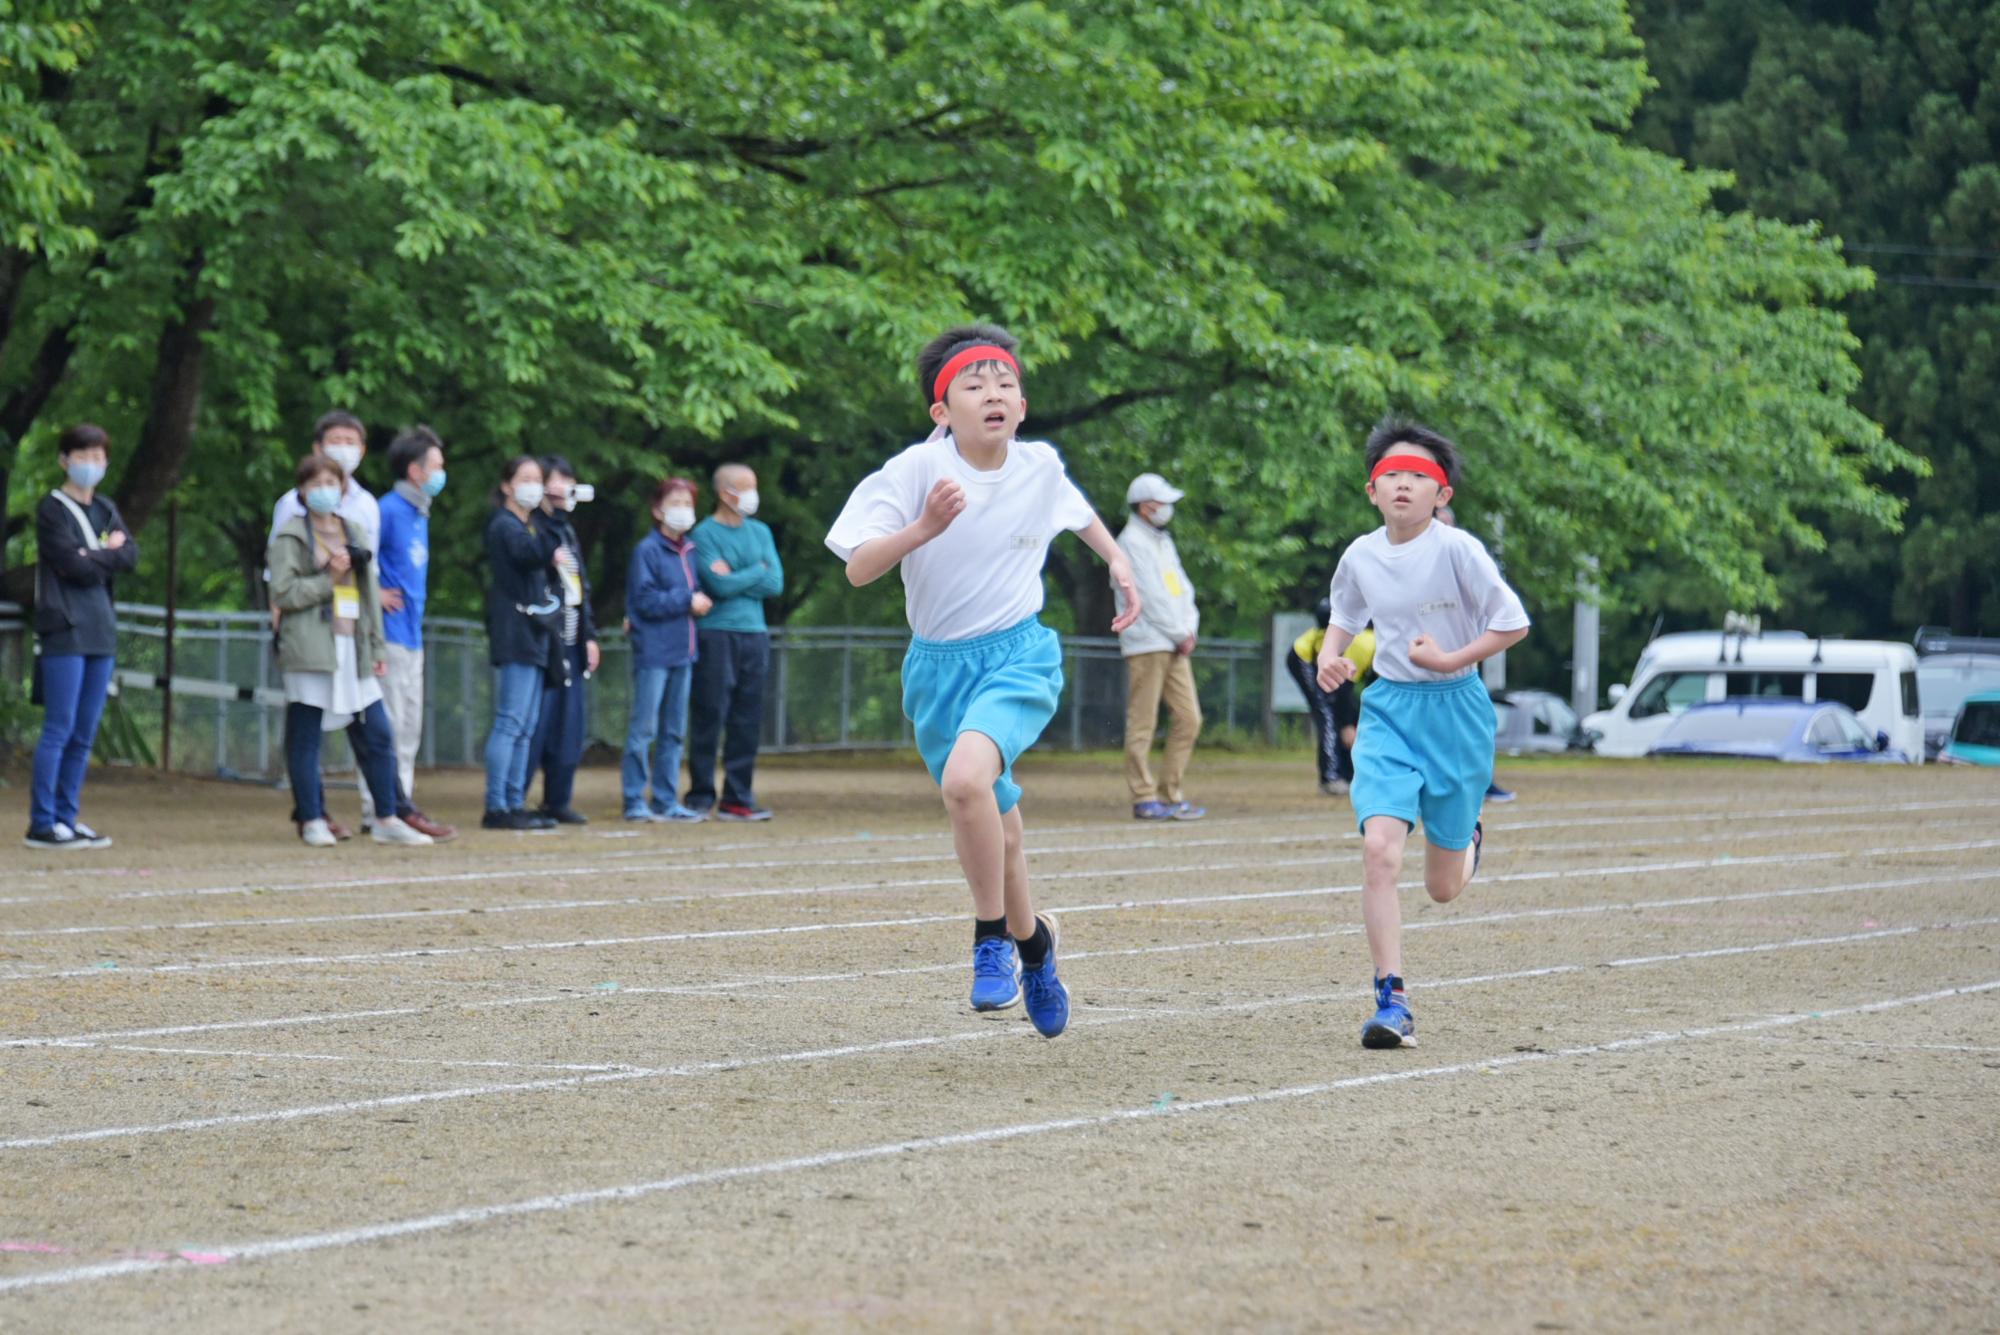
xmin=1015 ymin=919 xmax=1052 ymax=970
xmin=974 ymin=916 xmax=1008 ymax=945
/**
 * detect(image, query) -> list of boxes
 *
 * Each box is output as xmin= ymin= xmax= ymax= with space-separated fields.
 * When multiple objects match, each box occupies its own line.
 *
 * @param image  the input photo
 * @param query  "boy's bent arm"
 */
xmin=844 ymin=521 xmax=935 ymax=587
xmin=1077 ymin=516 xmax=1142 ymax=632
xmin=1409 ymin=625 xmax=1528 ymax=676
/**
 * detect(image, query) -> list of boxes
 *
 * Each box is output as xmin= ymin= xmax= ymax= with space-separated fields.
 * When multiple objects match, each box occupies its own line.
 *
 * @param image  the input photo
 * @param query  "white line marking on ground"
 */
xmin=7 ymin=915 xmax=1993 ymax=1150
xmin=3 ymin=976 xmax=1991 ymax=1293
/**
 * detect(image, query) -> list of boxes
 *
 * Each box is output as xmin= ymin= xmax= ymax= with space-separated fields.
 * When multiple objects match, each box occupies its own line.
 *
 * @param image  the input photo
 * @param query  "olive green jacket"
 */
xmin=267 ymin=516 xmax=386 ymax=676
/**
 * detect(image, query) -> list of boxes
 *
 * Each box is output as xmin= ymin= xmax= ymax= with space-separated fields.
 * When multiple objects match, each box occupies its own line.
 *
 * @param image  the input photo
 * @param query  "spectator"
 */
xmin=25 ymin=424 xmax=137 ymax=851
xmin=481 ymin=456 xmax=563 ymax=831
xmin=1287 ymin=598 xmax=1376 ymax=795
xmin=268 ymin=454 xmax=430 ymax=847
xmin=524 ymin=457 xmax=600 ymax=825
xmin=686 ymin=463 xmax=783 ymax=821
xmin=375 ymin=425 xmax=456 ymax=840
xmin=1114 ymin=472 xmax=1205 ymax=821
xmin=622 ymin=477 xmax=711 ymax=822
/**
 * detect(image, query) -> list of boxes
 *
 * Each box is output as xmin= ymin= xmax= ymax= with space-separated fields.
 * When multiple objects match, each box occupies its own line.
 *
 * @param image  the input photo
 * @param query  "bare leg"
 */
xmin=1360 ymin=815 xmax=1407 ymax=977
xmin=999 ymin=804 xmax=1034 ymax=937
xmin=941 ymin=732 xmax=1006 ymax=920
xmin=1422 ymin=835 xmax=1476 ymax=904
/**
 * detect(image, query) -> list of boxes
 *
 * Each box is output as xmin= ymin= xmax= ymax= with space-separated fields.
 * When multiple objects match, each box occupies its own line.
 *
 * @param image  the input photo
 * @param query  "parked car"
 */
xmin=1584 ymin=635 xmax=1921 ymax=762
xmin=1647 ymin=700 xmax=1910 ymax=765
xmin=1491 ymin=688 xmax=1591 ymax=756
xmin=1915 ymin=648 xmax=2000 ymax=760
xmin=1939 ymin=690 xmax=2000 ymax=767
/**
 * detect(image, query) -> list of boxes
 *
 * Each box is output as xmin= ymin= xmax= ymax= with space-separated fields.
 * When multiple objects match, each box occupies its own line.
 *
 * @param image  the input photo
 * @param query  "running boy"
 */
xmin=826 ymin=324 xmax=1142 ymax=1037
xmin=1316 ymin=419 xmax=1529 ymax=1048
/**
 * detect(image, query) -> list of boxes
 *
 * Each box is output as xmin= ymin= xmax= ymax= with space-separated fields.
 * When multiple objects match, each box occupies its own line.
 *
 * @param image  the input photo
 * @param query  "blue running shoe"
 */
xmin=1170 ymin=800 xmax=1206 ymax=821
xmin=1020 ymin=912 xmax=1071 ymax=1038
xmin=1485 ymin=783 xmax=1516 ymax=803
xmin=1133 ymin=800 xmax=1174 ymax=821
xmin=969 ymin=935 xmax=1022 ymax=1011
xmin=1361 ymin=974 xmax=1415 ymax=1049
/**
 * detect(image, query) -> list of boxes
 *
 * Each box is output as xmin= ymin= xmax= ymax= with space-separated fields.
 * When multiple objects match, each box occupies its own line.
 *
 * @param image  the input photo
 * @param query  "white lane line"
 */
xmin=8 ymin=860 xmax=1999 ymax=1050
xmin=7 ymin=797 xmax=1984 ymax=910
xmin=4 ymin=837 xmax=1994 ymax=984
xmin=8 ymin=810 xmax=1987 ymax=942
xmin=6 ymin=914 xmax=1993 ymax=1151
xmin=4 ymin=976 xmax=1992 ymax=1294
xmin=33 ymin=1042 xmax=644 ymax=1075
xmin=1734 ymin=1036 xmax=2000 ymax=1055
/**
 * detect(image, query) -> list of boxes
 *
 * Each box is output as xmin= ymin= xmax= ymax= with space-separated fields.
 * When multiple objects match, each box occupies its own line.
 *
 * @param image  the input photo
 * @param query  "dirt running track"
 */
xmin=0 ymin=754 xmax=1996 ymax=1332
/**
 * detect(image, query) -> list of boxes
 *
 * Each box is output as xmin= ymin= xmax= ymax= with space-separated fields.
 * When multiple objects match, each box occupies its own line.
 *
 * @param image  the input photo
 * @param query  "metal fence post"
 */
xmin=839 ymin=634 xmax=852 ymax=745
xmin=1226 ymin=651 xmax=1238 ymax=732
xmin=773 ymin=635 xmax=789 ymax=748
xmin=460 ymin=640 xmax=475 ymax=764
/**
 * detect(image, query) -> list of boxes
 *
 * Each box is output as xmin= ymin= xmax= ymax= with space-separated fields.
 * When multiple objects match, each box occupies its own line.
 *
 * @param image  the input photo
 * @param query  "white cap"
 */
xmin=1125 ymin=472 xmax=1184 ymax=505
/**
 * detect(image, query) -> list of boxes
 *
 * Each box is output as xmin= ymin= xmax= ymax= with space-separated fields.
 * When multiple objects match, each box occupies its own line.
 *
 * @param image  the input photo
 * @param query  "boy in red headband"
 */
xmin=1316 ymin=418 xmax=1530 ymax=1048
xmin=826 ymin=324 xmax=1142 ymax=1038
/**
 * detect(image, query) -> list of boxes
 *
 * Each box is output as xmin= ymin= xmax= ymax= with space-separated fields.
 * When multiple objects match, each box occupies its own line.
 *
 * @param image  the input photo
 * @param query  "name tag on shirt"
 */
xmin=1010 ymin=533 xmax=1042 ymax=550
xmin=1164 ymin=570 xmax=1185 ymax=597
xmin=334 ymin=585 xmax=361 ymax=620
xmin=1419 ymin=598 xmax=1460 ymax=614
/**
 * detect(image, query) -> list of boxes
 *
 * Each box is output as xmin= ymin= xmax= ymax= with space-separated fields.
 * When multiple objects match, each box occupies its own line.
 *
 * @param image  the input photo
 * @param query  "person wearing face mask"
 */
xmin=268 ymin=455 xmax=431 ymax=848
xmin=482 ymin=456 xmax=564 ymax=830
xmin=268 ymin=410 xmax=383 ymax=841
xmin=522 ymin=456 xmax=601 ymax=825
xmin=621 ymin=477 xmax=712 ymax=822
xmin=372 ymin=425 xmax=456 ymax=840
xmin=1114 ymin=472 xmax=1205 ymax=821
xmin=24 ymin=424 xmax=138 ymax=850
xmin=685 ymin=462 xmax=784 ymax=820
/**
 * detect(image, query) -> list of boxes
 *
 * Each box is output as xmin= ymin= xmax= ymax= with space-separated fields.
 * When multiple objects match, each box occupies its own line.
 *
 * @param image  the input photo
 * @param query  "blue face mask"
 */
xmin=304 ymin=485 xmax=342 ymax=516
xmin=422 ymin=469 xmax=448 ymax=498
xmin=66 ymin=461 xmax=106 ymax=490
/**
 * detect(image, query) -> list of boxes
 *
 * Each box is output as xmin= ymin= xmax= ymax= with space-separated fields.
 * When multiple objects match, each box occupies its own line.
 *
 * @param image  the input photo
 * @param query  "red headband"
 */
xmin=1369 ymin=453 xmax=1449 ymax=489
xmin=932 ymin=345 xmax=1021 ymax=404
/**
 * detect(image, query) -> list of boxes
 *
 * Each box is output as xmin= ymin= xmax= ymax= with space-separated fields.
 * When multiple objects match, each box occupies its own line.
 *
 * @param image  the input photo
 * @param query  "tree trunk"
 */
xmin=115 ymin=257 xmax=214 ymax=533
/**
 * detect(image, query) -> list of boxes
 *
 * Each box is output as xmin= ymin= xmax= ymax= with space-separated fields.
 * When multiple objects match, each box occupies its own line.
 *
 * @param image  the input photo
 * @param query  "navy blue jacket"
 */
xmin=484 ymin=505 xmax=563 ymax=668
xmin=626 ymin=529 xmax=701 ymax=669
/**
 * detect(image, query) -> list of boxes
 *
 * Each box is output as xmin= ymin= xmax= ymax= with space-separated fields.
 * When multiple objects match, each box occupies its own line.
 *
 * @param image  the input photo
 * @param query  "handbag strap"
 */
xmin=49 ymin=489 xmax=100 ymax=551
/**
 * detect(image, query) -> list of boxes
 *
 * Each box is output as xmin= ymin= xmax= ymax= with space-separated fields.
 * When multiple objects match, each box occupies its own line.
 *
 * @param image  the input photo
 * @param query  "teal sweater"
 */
xmin=691 ymin=515 xmax=784 ymax=632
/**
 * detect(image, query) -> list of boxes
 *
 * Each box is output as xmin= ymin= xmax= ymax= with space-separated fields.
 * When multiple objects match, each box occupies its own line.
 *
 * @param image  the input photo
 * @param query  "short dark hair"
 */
xmin=917 ymin=323 xmax=1020 ymax=405
xmin=538 ymin=454 xmax=575 ymax=482
xmin=387 ymin=425 xmax=442 ymax=485
xmin=313 ymin=410 xmax=365 ymax=445
xmin=58 ymin=423 xmax=109 ymax=457
xmin=653 ymin=476 xmax=699 ymax=509
xmin=1364 ymin=417 xmax=1461 ymax=488
xmin=294 ymin=452 xmax=342 ymax=489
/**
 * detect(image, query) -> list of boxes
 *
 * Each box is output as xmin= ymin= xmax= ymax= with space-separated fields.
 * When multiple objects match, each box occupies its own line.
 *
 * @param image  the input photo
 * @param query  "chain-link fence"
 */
xmin=0 ymin=601 xmax=1276 ymax=780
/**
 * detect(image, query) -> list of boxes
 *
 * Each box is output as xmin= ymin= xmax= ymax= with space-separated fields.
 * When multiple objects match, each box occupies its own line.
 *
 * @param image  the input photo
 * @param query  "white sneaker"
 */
xmin=370 ymin=816 xmax=434 ymax=846
xmin=68 ymin=821 xmax=113 ymax=849
xmin=301 ymin=818 xmax=337 ymax=848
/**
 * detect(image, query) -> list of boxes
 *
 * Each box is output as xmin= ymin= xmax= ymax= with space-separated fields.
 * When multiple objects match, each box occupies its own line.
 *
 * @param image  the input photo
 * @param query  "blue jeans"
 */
xmin=30 ymin=653 xmax=114 ymax=831
xmin=528 ymin=641 xmax=589 ymax=811
xmin=484 ymin=662 xmax=546 ymax=812
xmin=623 ymin=662 xmax=692 ymax=812
xmin=686 ymin=629 xmax=769 ymax=809
xmin=286 ymin=699 xmax=399 ymax=824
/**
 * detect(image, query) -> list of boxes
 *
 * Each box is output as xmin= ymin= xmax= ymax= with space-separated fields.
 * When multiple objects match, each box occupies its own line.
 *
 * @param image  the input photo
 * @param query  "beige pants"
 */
xmin=1124 ymin=651 xmax=1202 ymax=802
xmin=381 ymin=642 xmax=425 ymax=801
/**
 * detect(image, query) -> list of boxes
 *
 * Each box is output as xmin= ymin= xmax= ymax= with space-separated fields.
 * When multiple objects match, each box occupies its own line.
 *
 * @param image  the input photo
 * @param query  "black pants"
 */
xmin=685 ymin=628 xmax=769 ymax=809
xmin=285 ymin=700 xmax=412 ymax=822
xmin=1285 ymin=652 xmax=1357 ymax=785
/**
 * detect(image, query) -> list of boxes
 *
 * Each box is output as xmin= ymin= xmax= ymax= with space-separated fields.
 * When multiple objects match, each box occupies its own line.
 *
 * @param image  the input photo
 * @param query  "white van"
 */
xmin=1583 ymin=636 xmax=1922 ymax=762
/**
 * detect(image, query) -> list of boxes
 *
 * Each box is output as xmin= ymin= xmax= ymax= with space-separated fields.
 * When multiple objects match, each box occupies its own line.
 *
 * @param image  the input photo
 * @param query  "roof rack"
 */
xmin=1914 ymin=626 xmax=2000 ymax=657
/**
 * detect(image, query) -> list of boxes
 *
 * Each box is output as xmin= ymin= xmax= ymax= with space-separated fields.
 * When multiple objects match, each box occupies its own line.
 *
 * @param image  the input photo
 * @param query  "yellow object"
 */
xmin=1163 ymin=569 xmax=1185 ymax=597
xmin=1294 ymin=624 xmax=1376 ymax=685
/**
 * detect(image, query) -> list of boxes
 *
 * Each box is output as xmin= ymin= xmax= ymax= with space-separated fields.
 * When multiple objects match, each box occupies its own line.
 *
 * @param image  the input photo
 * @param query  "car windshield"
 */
xmin=1920 ymin=661 xmax=2000 ymax=719
xmin=1956 ymin=701 xmax=2000 ymax=748
xmin=1664 ymin=710 xmax=1798 ymax=745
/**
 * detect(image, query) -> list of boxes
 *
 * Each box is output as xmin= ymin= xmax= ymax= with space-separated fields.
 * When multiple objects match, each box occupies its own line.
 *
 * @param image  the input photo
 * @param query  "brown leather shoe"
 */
xmin=403 ymin=810 xmax=458 ymax=842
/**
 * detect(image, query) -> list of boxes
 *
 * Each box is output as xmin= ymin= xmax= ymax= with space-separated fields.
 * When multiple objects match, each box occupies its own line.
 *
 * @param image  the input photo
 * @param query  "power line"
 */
xmin=1846 ymin=242 xmax=2000 ymax=261
xmin=1874 ymin=273 xmax=2000 ymax=292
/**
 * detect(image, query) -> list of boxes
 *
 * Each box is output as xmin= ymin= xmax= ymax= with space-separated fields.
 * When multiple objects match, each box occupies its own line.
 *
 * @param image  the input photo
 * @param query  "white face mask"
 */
xmin=324 ymin=444 xmax=362 ymax=476
xmin=1149 ymin=502 xmax=1175 ymax=526
xmin=512 ymin=481 xmax=545 ymax=510
xmin=732 ymin=488 xmax=760 ymax=518
xmin=662 ymin=504 xmax=697 ymax=533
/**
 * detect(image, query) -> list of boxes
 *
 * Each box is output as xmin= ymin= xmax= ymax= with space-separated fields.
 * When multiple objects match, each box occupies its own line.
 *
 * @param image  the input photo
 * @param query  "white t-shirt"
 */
xmin=825 ymin=433 xmax=1096 ymax=642
xmin=1327 ymin=521 xmax=1530 ymax=683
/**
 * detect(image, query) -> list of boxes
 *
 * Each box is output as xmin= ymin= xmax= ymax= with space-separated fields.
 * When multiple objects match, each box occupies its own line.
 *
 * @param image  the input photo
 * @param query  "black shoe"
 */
xmin=539 ymin=806 xmax=589 ymax=826
xmin=24 ymin=826 xmax=86 ymax=851
xmin=481 ymin=809 xmax=516 ymax=830
xmin=516 ymin=809 xmax=558 ymax=830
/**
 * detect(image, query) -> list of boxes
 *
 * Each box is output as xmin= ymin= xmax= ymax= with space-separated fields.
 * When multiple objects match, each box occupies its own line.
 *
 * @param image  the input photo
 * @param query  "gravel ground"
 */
xmin=1 ymin=754 xmax=1996 ymax=1332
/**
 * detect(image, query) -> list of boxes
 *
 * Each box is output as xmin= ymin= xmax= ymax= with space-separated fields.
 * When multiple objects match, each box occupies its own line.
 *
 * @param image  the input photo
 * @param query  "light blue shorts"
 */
xmin=902 ymin=616 xmax=1063 ymax=815
xmin=1350 ymin=674 xmax=1494 ymax=850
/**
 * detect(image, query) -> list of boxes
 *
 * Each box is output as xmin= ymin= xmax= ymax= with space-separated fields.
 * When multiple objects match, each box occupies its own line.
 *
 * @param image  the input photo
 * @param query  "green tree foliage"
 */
xmin=2 ymin=0 xmax=1912 ymax=666
xmin=1631 ymin=0 xmax=1999 ymax=637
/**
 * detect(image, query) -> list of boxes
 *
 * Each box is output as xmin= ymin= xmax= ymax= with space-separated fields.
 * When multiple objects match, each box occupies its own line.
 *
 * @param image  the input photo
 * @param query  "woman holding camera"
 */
xmin=482 ymin=455 xmax=564 ymax=830
xmin=268 ymin=454 xmax=430 ymax=847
